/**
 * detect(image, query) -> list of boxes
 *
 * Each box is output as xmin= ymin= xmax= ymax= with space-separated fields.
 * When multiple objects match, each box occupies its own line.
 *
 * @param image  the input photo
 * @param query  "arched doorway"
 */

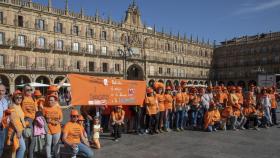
xmin=199 ymin=81 xmax=204 ymax=85
xmin=158 ymin=79 xmax=164 ymax=83
xmin=36 ymin=76 xmax=50 ymax=95
xmin=187 ymin=81 xmax=192 ymax=85
xmin=218 ymin=81 xmax=225 ymax=86
xmin=0 ymin=75 xmax=10 ymax=94
xmin=54 ymin=76 xmax=70 ymax=104
xmin=248 ymin=80 xmax=257 ymax=87
xmin=148 ymin=79 xmax=155 ymax=87
xmin=166 ymin=80 xmax=172 ymax=87
xmin=15 ymin=75 xmax=31 ymax=91
xmin=193 ymin=81 xmax=198 ymax=85
xmin=127 ymin=64 xmax=144 ymax=80
xmin=205 ymin=81 xmax=208 ymax=86
xmin=227 ymin=81 xmax=235 ymax=86
xmin=173 ymin=80 xmax=179 ymax=87
xmin=237 ymin=80 xmax=246 ymax=89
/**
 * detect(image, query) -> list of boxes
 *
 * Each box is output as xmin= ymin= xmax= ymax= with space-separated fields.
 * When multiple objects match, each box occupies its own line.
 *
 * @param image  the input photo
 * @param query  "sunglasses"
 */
xmin=71 ymin=115 xmax=79 ymax=118
xmin=25 ymin=89 xmax=32 ymax=92
xmin=15 ymin=97 xmax=23 ymax=100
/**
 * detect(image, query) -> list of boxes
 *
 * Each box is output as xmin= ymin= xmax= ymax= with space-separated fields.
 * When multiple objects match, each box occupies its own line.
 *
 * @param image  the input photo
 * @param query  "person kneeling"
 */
xmin=63 ymin=110 xmax=94 ymax=158
xmin=242 ymin=101 xmax=259 ymax=130
xmin=111 ymin=106 xmax=125 ymax=141
xmin=204 ymin=102 xmax=221 ymax=132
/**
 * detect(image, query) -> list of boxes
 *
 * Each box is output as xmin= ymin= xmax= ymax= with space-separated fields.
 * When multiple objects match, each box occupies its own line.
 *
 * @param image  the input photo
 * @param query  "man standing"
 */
xmin=0 ymin=84 xmax=8 ymax=157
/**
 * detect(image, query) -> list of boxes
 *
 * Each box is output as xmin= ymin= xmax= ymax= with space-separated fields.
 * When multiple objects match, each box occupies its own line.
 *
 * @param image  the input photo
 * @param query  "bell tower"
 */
xmin=124 ymin=0 xmax=143 ymax=27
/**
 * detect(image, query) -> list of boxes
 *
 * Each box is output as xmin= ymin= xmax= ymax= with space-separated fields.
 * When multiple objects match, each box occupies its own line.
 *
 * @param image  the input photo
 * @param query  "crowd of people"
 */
xmin=0 ymin=80 xmax=279 ymax=158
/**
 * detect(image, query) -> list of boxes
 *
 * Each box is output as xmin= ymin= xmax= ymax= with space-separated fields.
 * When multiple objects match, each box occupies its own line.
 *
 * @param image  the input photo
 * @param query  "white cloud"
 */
xmin=233 ymin=0 xmax=280 ymax=15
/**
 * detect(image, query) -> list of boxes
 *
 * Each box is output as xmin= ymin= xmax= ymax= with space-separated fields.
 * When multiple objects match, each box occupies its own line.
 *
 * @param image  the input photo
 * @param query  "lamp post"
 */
xmin=118 ymin=43 xmax=134 ymax=79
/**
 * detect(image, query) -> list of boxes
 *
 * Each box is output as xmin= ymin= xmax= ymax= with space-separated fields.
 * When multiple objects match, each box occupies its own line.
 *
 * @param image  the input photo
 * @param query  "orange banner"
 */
xmin=68 ymin=74 xmax=146 ymax=106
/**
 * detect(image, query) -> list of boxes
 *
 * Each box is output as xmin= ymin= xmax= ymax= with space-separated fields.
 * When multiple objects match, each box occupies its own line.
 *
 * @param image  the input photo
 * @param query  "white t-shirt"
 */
xmin=93 ymin=124 xmax=100 ymax=139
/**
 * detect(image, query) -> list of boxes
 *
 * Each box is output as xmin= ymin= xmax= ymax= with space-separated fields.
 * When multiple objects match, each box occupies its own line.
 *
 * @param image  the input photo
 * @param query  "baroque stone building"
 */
xmin=0 ymin=0 xmax=213 ymax=93
xmin=213 ymin=32 xmax=280 ymax=88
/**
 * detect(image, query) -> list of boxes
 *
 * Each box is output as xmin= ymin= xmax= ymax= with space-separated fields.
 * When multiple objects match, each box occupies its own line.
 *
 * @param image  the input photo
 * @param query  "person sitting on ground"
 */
xmin=92 ymin=116 xmax=103 ymax=149
xmin=110 ymin=106 xmax=125 ymax=141
xmin=63 ymin=110 xmax=94 ymax=158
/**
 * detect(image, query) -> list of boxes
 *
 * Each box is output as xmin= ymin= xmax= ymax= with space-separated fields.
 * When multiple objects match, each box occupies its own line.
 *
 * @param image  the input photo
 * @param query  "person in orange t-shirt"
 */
xmin=269 ymin=87 xmax=278 ymax=125
xmin=189 ymin=88 xmax=201 ymax=129
xmin=164 ymin=86 xmax=173 ymax=131
xmin=236 ymin=86 xmax=244 ymax=107
xmin=110 ymin=106 xmax=125 ymax=141
xmin=145 ymin=87 xmax=159 ymax=134
xmin=21 ymin=84 xmax=37 ymax=158
xmin=204 ymin=102 xmax=221 ymax=132
xmin=63 ymin=110 xmax=93 ymax=158
xmin=43 ymin=95 xmax=63 ymax=158
xmin=155 ymin=86 xmax=165 ymax=132
xmin=242 ymin=100 xmax=259 ymax=130
xmin=6 ymin=90 xmax=26 ymax=158
xmin=174 ymin=86 xmax=184 ymax=131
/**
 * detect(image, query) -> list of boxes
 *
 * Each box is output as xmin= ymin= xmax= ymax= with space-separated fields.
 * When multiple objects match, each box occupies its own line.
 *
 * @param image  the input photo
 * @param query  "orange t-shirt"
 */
xmin=270 ymin=93 xmax=277 ymax=109
xmin=21 ymin=96 xmax=37 ymax=120
xmin=111 ymin=110 xmax=125 ymax=121
xmin=63 ymin=122 xmax=83 ymax=144
xmin=155 ymin=94 xmax=165 ymax=112
xmin=164 ymin=94 xmax=173 ymax=110
xmin=236 ymin=92 xmax=243 ymax=105
xmin=182 ymin=92 xmax=189 ymax=104
xmin=221 ymin=106 xmax=233 ymax=118
xmin=35 ymin=98 xmax=45 ymax=110
xmin=242 ymin=106 xmax=256 ymax=117
xmin=43 ymin=105 xmax=63 ymax=134
xmin=190 ymin=95 xmax=201 ymax=107
xmin=175 ymin=93 xmax=184 ymax=105
xmin=145 ymin=96 xmax=158 ymax=115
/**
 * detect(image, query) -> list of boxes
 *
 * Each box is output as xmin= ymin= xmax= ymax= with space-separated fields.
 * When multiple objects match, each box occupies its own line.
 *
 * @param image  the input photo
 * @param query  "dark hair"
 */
xmin=35 ymin=111 xmax=43 ymax=118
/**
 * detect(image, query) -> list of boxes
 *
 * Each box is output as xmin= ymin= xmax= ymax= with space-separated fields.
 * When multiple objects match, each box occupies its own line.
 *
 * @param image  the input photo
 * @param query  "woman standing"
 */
xmin=43 ymin=95 xmax=63 ymax=158
xmin=154 ymin=83 xmax=165 ymax=132
xmin=6 ymin=90 xmax=26 ymax=158
xmin=164 ymin=86 xmax=173 ymax=131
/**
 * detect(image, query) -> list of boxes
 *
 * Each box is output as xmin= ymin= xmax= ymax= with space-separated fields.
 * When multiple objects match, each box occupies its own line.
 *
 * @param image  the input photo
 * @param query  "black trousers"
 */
xmin=158 ymin=111 xmax=165 ymax=130
xmin=245 ymin=115 xmax=258 ymax=128
xmin=148 ymin=114 xmax=159 ymax=133
xmin=271 ymin=108 xmax=277 ymax=124
xmin=113 ymin=124 xmax=122 ymax=139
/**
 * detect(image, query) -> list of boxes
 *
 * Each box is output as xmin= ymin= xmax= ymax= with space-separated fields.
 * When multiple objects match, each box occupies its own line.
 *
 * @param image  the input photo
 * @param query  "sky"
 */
xmin=33 ymin=0 xmax=280 ymax=44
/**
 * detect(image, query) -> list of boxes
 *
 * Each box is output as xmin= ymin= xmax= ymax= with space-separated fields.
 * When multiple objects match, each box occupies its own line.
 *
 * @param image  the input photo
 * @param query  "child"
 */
xmin=92 ymin=116 xmax=103 ymax=149
xmin=30 ymin=111 xmax=48 ymax=158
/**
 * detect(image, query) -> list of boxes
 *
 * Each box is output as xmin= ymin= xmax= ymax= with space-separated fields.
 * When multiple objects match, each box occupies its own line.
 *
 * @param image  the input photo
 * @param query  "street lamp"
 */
xmin=117 ymin=43 xmax=134 ymax=79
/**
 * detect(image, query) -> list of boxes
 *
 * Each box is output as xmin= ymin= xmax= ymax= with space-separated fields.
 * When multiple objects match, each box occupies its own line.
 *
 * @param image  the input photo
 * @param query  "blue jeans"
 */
xmin=0 ymin=128 xmax=7 ymax=157
xmin=17 ymin=136 xmax=26 ymax=158
xmin=165 ymin=109 xmax=173 ymax=129
xmin=46 ymin=133 xmax=61 ymax=158
xmin=66 ymin=143 xmax=94 ymax=158
xmin=264 ymin=107 xmax=272 ymax=125
xmin=85 ymin=118 xmax=92 ymax=139
xmin=191 ymin=109 xmax=198 ymax=127
xmin=175 ymin=110 xmax=183 ymax=129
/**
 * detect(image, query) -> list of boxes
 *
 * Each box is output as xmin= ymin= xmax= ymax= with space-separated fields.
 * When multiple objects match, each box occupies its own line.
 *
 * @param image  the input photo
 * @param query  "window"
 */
xmin=150 ymin=66 xmax=154 ymax=75
xmin=55 ymin=22 xmax=63 ymax=33
xmin=89 ymin=62 xmax=95 ymax=72
xmin=87 ymin=28 xmax=94 ymax=38
xmin=0 ymin=12 xmax=3 ymax=24
xmin=56 ymin=58 xmax=64 ymax=68
xmin=159 ymin=67 xmax=162 ymax=74
xmin=76 ymin=61 xmax=80 ymax=69
xmin=101 ymin=31 xmax=107 ymax=40
xmin=0 ymin=54 xmax=4 ymax=66
xmin=18 ymin=55 xmax=27 ymax=67
xmin=101 ymin=46 xmax=107 ymax=55
xmin=87 ymin=44 xmax=94 ymax=53
xmin=17 ymin=35 xmax=25 ymax=47
xmin=113 ymin=32 xmax=119 ymax=42
xmin=36 ymin=57 xmax=46 ymax=68
xmin=167 ymin=68 xmax=171 ymax=74
xmin=18 ymin=15 xmax=23 ymax=27
xmin=0 ymin=32 xmax=4 ymax=45
xmin=35 ymin=19 xmax=44 ymax=30
xmin=37 ymin=37 xmax=45 ymax=48
xmin=73 ymin=42 xmax=79 ymax=52
xmin=73 ymin=26 xmax=79 ymax=36
xmin=115 ymin=64 xmax=120 ymax=72
xmin=55 ymin=40 xmax=63 ymax=50
xmin=102 ymin=63 xmax=108 ymax=72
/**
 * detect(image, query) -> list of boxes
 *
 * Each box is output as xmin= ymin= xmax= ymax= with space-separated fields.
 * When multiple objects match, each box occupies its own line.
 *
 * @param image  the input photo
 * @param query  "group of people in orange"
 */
xmin=0 ymin=80 xmax=279 ymax=158
xmin=0 ymin=84 xmax=94 ymax=158
xmin=143 ymin=82 xmax=278 ymax=134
